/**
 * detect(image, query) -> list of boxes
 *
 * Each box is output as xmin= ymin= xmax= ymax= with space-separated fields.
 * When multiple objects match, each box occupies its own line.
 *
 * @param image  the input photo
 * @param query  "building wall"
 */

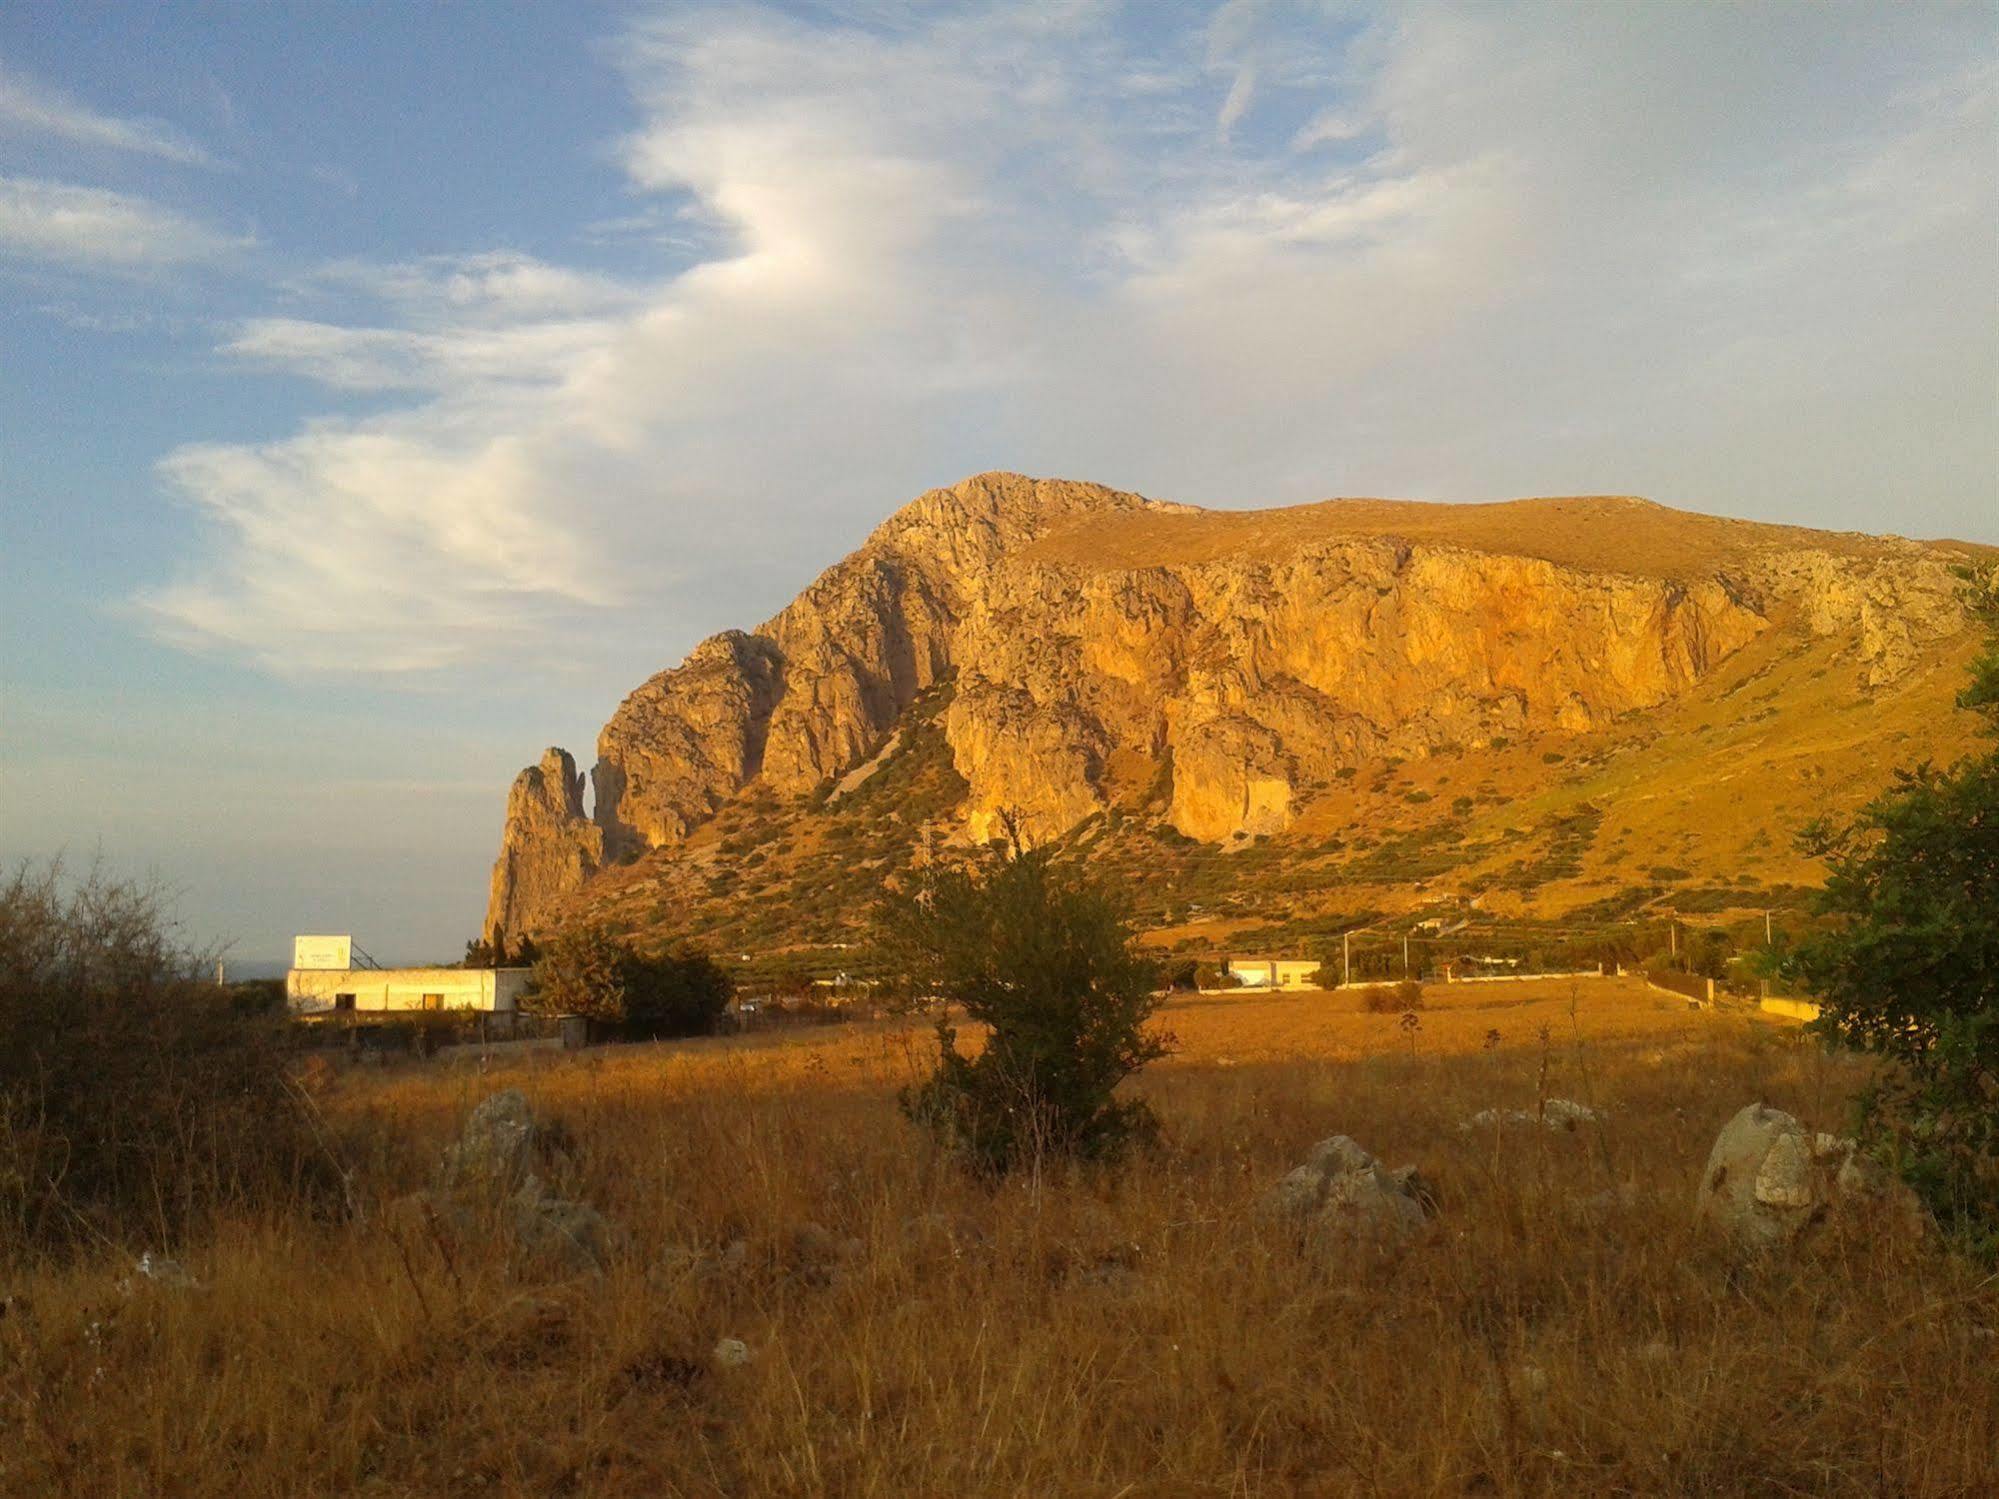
xmin=1760 ymin=996 xmax=1822 ymax=1023
xmin=1225 ymin=959 xmax=1322 ymax=989
xmin=286 ymin=967 xmax=530 ymax=1016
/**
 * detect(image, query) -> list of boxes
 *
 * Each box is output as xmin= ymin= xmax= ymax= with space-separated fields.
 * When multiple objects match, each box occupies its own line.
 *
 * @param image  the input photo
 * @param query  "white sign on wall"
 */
xmin=292 ymin=934 xmax=353 ymax=971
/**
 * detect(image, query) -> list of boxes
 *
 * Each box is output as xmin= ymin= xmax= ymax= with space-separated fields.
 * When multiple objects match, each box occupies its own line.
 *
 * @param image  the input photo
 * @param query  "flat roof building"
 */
xmin=285 ymin=963 xmax=532 ymax=1018
xmin=1224 ymin=957 xmax=1322 ymax=990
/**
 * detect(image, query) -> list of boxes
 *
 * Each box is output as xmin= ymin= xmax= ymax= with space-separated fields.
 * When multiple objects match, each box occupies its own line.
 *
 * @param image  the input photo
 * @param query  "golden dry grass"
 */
xmin=1022 ymin=491 xmax=1996 ymax=582
xmin=5 ymin=981 xmax=1995 ymax=1497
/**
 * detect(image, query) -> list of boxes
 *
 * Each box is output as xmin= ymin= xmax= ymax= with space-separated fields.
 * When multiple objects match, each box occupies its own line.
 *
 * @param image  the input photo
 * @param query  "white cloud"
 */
xmin=144 ymin=420 xmax=606 ymax=673
xmin=225 ymin=314 xmax=632 ymax=393
xmin=0 ymin=63 xmax=217 ymax=167
xmin=305 ymin=251 xmax=642 ymax=323
xmin=0 ymin=174 xmax=244 ymax=267
xmin=141 ymin=1 xmax=1999 ymax=678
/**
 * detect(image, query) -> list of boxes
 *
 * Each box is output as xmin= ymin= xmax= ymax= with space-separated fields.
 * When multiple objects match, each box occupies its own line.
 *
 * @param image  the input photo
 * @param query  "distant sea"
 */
xmin=218 ymin=958 xmax=295 ymax=982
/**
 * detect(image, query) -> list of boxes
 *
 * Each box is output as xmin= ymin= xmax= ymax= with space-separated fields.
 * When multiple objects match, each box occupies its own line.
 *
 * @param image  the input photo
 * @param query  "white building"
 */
xmin=284 ymin=935 xmax=531 ymax=1017
xmin=1224 ymin=956 xmax=1323 ymax=990
xmin=286 ymin=965 xmax=533 ymax=1017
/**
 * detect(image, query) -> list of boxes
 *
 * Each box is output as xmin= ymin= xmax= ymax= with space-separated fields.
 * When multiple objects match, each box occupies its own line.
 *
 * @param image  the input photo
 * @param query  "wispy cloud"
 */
xmin=224 ymin=314 xmax=631 ymax=393
xmin=138 ymin=1 xmax=1999 ymax=678
xmin=0 ymin=63 xmax=217 ymax=167
xmin=0 ymin=174 xmax=246 ymax=267
xmin=303 ymin=251 xmax=642 ymax=323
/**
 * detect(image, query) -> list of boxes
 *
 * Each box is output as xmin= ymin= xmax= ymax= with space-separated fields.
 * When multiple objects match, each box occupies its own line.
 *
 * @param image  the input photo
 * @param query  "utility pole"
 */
xmin=1403 ymin=934 xmax=1411 ymax=978
xmin=1764 ymin=909 xmax=1773 ymax=944
xmin=1669 ymin=920 xmax=1677 ymax=958
xmin=1342 ymin=930 xmax=1351 ymax=988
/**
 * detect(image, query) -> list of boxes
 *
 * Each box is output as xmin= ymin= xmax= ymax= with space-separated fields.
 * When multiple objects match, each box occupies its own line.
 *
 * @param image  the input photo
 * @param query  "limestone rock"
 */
xmin=428 ymin=1091 xmax=608 ymax=1276
xmin=1461 ymin=1098 xmax=1605 ymax=1132
xmin=509 ymin=1183 xmax=609 ymax=1275
xmin=1694 ymin=1103 xmax=1928 ymax=1249
xmin=486 ymin=473 xmax=1977 ymax=912
xmin=120 ymin=1252 xmax=198 ymax=1294
xmin=438 ymin=1088 xmax=544 ymax=1194
xmin=1753 ymin=547 xmax=1965 ymax=685
xmin=1696 ymin=1103 xmax=1817 ymax=1247
xmin=593 ymin=631 xmax=785 ymax=858
xmin=486 ymin=748 xmax=602 ymax=941
xmin=1259 ymin=1134 xmax=1430 ymax=1250
xmin=1170 ymin=716 xmax=1295 ymax=842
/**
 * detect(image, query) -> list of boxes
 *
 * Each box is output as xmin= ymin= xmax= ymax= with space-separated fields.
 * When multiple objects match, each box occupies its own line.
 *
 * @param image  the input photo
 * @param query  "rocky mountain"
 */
xmin=486 ymin=472 xmax=1985 ymax=951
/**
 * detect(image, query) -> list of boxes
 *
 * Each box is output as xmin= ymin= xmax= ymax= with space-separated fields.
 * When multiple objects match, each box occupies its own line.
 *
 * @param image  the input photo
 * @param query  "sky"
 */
xmin=1 ymin=1 xmax=1994 ymax=966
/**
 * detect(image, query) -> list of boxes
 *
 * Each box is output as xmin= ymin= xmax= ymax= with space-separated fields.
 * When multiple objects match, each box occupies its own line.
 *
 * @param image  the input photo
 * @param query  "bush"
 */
xmin=528 ymin=927 xmax=732 ymax=1040
xmin=1781 ymin=566 xmax=1999 ymax=1251
xmin=0 ymin=862 xmax=330 ymax=1251
xmin=1363 ymin=980 xmax=1425 ymax=1014
xmin=880 ymin=825 xmax=1169 ymax=1175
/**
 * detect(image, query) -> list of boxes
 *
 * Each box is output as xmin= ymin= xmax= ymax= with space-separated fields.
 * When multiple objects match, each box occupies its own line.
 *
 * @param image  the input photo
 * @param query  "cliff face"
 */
xmin=939 ymin=546 xmax=1770 ymax=844
xmin=485 ymin=473 xmax=1975 ymax=939
xmin=486 ymin=748 xmax=601 ymax=941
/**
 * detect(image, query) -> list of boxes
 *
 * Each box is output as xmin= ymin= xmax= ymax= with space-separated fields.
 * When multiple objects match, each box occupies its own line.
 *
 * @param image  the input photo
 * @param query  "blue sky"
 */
xmin=2 ymin=2 xmax=1994 ymax=965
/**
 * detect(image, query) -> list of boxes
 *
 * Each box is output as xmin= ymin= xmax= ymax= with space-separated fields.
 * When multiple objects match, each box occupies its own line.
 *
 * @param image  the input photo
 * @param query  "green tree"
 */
xmin=528 ymin=928 xmax=731 ymax=1038
xmin=528 ymin=926 xmax=630 ymax=1023
xmin=880 ymin=823 xmax=1169 ymax=1175
xmin=1193 ymin=961 xmax=1232 ymax=991
xmin=1783 ymin=566 xmax=1999 ymax=1248
xmin=624 ymin=945 xmax=733 ymax=1038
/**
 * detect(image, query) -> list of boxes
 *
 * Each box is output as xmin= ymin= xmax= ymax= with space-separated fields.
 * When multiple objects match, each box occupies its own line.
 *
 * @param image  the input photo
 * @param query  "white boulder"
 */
xmin=1461 ymin=1098 xmax=1605 ymax=1133
xmin=1695 ymin=1103 xmax=1927 ymax=1249
xmin=1259 ymin=1134 xmax=1430 ymax=1250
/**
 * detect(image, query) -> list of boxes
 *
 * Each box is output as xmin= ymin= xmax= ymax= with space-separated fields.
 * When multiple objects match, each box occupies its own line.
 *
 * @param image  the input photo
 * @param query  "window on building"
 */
xmin=334 ymin=993 xmax=356 ymax=1011
xmin=421 ymin=993 xmax=445 ymax=1011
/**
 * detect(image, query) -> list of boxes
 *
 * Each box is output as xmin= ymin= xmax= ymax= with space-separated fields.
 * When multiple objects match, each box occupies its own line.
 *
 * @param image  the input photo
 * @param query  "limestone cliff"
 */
xmin=485 ymin=473 xmax=1979 ymax=938
xmin=486 ymin=748 xmax=600 ymax=941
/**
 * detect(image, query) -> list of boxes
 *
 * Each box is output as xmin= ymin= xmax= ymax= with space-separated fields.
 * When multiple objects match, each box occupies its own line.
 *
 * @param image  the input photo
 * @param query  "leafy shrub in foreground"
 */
xmin=0 ymin=861 xmax=330 ymax=1252
xmin=880 ymin=825 xmax=1168 ymax=1176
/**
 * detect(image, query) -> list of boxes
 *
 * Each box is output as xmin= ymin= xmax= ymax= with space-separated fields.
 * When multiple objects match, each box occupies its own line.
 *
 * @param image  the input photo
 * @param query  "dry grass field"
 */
xmin=6 ymin=979 xmax=1995 ymax=1497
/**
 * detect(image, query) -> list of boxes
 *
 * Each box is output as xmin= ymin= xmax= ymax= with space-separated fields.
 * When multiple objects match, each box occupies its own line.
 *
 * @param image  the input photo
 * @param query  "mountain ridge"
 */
xmin=485 ymin=472 xmax=1983 ymax=950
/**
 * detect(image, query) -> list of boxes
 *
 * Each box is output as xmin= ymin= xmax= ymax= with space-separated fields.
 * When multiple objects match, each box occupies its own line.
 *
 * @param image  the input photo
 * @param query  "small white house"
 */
xmin=1224 ymin=957 xmax=1322 ymax=990
xmin=286 ymin=965 xmax=533 ymax=1017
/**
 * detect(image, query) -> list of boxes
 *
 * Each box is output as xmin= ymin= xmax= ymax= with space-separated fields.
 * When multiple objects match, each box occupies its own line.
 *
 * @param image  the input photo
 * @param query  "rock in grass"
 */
xmin=1696 ymin=1103 xmax=1819 ymax=1247
xmin=1259 ymin=1135 xmax=1430 ymax=1250
xmin=509 ymin=1182 xmax=610 ymax=1275
xmin=427 ymin=1090 xmax=610 ymax=1276
xmin=1694 ymin=1103 xmax=1927 ymax=1249
xmin=438 ymin=1089 xmax=545 ymax=1193
xmin=120 ymin=1252 xmax=198 ymax=1294
xmin=1460 ymin=1098 xmax=1604 ymax=1132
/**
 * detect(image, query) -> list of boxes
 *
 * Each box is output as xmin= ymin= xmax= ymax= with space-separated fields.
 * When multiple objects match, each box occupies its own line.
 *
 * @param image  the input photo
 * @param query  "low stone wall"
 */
xmin=1440 ymin=968 xmax=1608 ymax=985
xmin=1759 ymin=996 xmax=1822 ymax=1023
xmin=1645 ymin=969 xmax=1715 ymax=1005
